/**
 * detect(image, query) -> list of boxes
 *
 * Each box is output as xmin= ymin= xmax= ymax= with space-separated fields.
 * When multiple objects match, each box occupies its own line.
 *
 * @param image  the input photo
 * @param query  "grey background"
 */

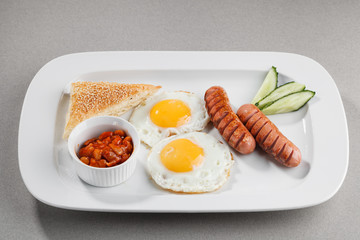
xmin=1 ymin=0 xmax=359 ymax=239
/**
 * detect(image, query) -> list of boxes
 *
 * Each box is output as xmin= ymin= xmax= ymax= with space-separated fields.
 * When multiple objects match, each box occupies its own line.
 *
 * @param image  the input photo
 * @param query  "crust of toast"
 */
xmin=63 ymin=81 xmax=161 ymax=139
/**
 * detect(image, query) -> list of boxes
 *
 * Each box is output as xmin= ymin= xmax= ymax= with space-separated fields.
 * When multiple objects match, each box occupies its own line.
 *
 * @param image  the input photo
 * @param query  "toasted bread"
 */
xmin=63 ymin=81 xmax=161 ymax=139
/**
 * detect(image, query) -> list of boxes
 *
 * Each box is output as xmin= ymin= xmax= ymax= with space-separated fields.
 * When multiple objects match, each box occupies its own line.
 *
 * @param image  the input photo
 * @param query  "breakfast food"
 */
xmin=78 ymin=129 xmax=134 ymax=168
xmin=147 ymin=132 xmax=234 ymax=193
xmin=255 ymin=81 xmax=305 ymax=110
xmin=63 ymin=81 xmax=161 ymax=139
xmin=204 ymin=86 xmax=256 ymax=154
xmin=129 ymin=91 xmax=210 ymax=147
xmin=252 ymin=66 xmax=315 ymax=115
xmin=251 ymin=66 xmax=278 ymax=105
xmin=260 ymin=90 xmax=316 ymax=115
xmin=63 ymin=65 xmax=313 ymax=191
xmin=237 ymin=104 xmax=301 ymax=167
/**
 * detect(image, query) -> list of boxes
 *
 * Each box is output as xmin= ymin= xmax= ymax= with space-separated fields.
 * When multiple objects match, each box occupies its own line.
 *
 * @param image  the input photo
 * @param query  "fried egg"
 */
xmin=129 ymin=91 xmax=210 ymax=147
xmin=147 ymin=132 xmax=234 ymax=193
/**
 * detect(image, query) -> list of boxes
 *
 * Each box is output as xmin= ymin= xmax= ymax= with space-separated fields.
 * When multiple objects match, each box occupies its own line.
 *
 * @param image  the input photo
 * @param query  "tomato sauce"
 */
xmin=78 ymin=130 xmax=133 ymax=168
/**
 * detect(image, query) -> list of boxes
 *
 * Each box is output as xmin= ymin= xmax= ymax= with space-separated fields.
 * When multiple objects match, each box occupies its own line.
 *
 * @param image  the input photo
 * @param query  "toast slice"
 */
xmin=63 ymin=81 xmax=161 ymax=139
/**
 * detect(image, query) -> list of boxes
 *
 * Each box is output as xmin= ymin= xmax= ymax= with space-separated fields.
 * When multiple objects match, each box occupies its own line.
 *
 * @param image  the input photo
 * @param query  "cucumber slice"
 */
xmin=251 ymin=66 xmax=278 ymax=104
xmin=256 ymin=81 xmax=306 ymax=109
xmin=261 ymin=90 xmax=315 ymax=115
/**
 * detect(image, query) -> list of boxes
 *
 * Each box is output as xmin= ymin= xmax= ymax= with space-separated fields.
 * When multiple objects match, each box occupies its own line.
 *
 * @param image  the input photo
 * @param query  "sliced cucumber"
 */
xmin=251 ymin=66 xmax=278 ymax=104
xmin=261 ymin=90 xmax=315 ymax=115
xmin=256 ymin=81 xmax=306 ymax=109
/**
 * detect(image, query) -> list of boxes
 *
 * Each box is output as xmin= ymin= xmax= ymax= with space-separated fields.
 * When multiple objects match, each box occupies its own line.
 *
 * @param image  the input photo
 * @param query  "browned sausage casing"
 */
xmin=204 ymin=86 xmax=256 ymax=154
xmin=236 ymin=104 xmax=301 ymax=167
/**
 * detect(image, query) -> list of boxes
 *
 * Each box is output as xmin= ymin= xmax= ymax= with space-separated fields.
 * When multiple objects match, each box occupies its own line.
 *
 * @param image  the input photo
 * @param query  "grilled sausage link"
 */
xmin=236 ymin=104 xmax=301 ymax=167
xmin=205 ymin=86 xmax=256 ymax=154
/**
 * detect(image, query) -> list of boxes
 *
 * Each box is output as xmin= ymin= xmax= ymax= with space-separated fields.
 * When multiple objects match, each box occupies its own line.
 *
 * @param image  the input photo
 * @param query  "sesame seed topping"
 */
xmin=67 ymin=81 xmax=160 ymax=124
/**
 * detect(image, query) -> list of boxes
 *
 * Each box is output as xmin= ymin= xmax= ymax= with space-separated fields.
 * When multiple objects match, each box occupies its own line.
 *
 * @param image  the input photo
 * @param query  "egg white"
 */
xmin=129 ymin=91 xmax=210 ymax=147
xmin=147 ymin=132 xmax=234 ymax=193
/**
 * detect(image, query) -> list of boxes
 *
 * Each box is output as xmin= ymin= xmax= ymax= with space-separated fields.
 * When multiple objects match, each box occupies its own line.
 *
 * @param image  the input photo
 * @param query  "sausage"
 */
xmin=204 ymin=86 xmax=256 ymax=154
xmin=236 ymin=104 xmax=301 ymax=167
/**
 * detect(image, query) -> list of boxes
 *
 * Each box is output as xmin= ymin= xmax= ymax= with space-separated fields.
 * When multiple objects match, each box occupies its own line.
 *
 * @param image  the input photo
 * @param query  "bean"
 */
xmin=79 ymin=145 xmax=94 ymax=157
xmin=89 ymin=158 xmax=99 ymax=167
xmin=84 ymin=138 xmax=97 ymax=146
xmin=99 ymin=131 xmax=113 ymax=140
xmin=114 ymin=129 xmax=125 ymax=137
xmin=97 ymin=159 xmax=107 ymax=168
xmin=80 ymin=157 xmax=90 ymax=165
xmin=121 ymin=153 xmax=130 ymax=162
xmin=103 ymin=150 xmax=118 ymax=161
xmin=102 ymin=137 xmax=111 ymax=145
xmin=111 ymin=135 xmax=122 ymax=145
xmin=122 ymin=141 xmax=133 ymax=153
xmin=93 ymin=149 xmax=102 ymax=160
xmin=78 ymin=129 xmax=134 ymax=168
xmin=109 ymin=143 xmax=125 ymax=156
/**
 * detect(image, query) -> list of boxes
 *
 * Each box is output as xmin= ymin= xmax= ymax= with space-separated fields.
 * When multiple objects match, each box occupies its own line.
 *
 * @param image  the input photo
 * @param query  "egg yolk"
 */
xmin=150 ymin=99 xmax=191 ymax=128
xmin=160 ymin=138 xmax=204 ymax=172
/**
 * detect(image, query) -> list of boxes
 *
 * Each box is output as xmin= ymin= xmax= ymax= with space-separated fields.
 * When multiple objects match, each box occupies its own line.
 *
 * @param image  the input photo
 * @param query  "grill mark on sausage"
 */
xmin=223 ymin=122 xmax=239 ymax=141
xmin=217 ymin=109 xmax=229 ymax=126
xmin=260 ymin=129 xmax=272 ymax=145
xmin=248 ymin=117 xmax=261 ymax=133
xmin=276 ymin=143 xmax=287 ymax=162
xmin=205 ymin=87 xmax=219 ymax=96
xmin=207 ymin=94 xmax=223 ymax=109
xmin=285 ymin=149 xmax=294 ymax=163
xmin=242 ymin=109 xmax=259 ymax=125
xmin=253 ymin=121 xmax=268 ymax=139
xmin=219 ymin=115 xmax=234 ymax=135
xmin=267 ymin=135 xmax=279 ymax=153
xmin=207 ymin=96 xmax=222 ymax=111
xmin=204 ymin=90 xmax=218 ymax=101
xmin=234 ymin=132 xmax=246 ymax=150
xmin=205 ymin=90 xmax=219 ymax=99
xmin=213 ymin=110 xmax=229 ymax=127
xmin=209 ymin=101 xmax=226 ymax=117
xmin=211 ymin=104 xmax=225 ymax=118
xmin=205 ymin=90 xmax=222 ymax=105
xmin=255 ymin=123 xmax=271 ymax=144
xmin=245 ymin=112 xmax=261 ymax=129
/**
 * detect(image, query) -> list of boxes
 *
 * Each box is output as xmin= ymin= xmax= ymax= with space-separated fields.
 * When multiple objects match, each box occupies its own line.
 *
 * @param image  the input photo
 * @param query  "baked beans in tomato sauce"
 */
xmin=78 ymin=130 xmax=133 ymax=168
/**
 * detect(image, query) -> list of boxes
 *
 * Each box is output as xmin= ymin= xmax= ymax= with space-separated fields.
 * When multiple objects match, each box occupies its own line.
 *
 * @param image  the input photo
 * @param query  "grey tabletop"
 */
xmin=1 ymin=0 xmax=359 ymax=239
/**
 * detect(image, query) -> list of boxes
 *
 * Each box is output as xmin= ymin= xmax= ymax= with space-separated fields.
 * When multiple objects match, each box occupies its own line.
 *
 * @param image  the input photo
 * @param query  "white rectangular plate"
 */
xmin=18 ymin=51 xmax=349 ymax=212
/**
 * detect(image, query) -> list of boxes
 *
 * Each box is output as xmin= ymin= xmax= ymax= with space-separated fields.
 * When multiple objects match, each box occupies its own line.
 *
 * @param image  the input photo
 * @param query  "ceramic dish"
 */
xmin=18 ymin=51 xmax=349 ymax=212
xmin=67 ymin=116 xmax=140 ymax=187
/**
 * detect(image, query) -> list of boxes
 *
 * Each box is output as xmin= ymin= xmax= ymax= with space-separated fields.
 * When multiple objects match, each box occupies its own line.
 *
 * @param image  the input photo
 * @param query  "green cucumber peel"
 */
xmin=251 ymin=66 xmax=278 ymax=104
xmin=256 ymin=81 xmax=306 ymax=110
xmin=261 ymin=90 xmax=316 ymax=115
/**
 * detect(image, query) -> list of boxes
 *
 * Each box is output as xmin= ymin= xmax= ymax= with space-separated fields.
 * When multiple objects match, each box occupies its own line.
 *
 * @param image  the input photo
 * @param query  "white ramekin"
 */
xmin=67 ymin=116 xmax=140 ymax=187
